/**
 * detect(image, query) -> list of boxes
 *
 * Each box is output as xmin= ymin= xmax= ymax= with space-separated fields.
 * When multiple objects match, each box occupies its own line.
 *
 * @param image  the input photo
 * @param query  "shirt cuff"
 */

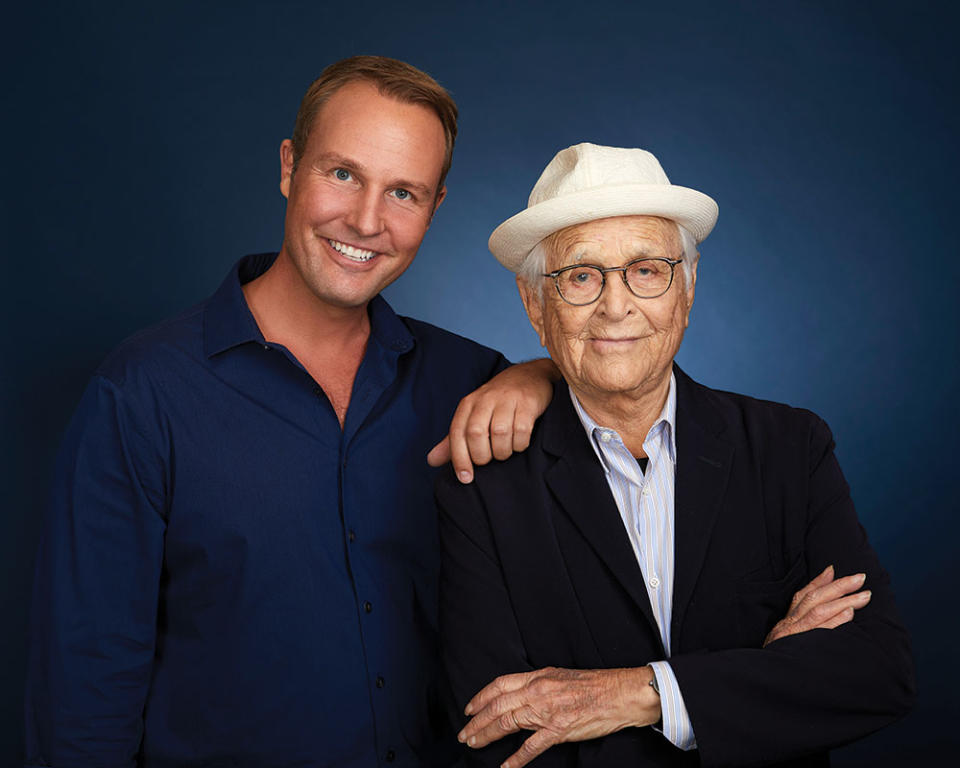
xmin=648 ymin=661 xmax=697 ymax=751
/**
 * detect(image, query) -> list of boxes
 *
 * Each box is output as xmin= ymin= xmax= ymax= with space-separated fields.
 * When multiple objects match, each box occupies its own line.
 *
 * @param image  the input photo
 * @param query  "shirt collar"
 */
xmin=569 ymin=371 xmax=678 ymax=468
xmin=203 ymin=253 xmax=414 ymax=358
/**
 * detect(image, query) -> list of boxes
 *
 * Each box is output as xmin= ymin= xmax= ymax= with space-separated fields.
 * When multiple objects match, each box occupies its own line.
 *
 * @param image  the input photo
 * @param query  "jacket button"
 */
xmin=364 ymin=601 xmax=373 ymax=613
xmin=386 ymin=749 xmax=396 ymax=762
xmin=376 ymin=676 xmax=385 ymax=688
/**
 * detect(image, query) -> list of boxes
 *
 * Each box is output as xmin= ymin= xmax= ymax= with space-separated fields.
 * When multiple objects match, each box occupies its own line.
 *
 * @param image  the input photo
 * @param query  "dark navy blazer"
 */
xmin=438 ymin=367 xmax=915 ymax=767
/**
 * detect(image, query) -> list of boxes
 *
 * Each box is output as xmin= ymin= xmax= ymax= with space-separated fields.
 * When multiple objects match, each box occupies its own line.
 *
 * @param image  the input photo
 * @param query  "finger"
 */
xmin=801 ymin=590 xmax=871 ymax=629
xmin=464 ymin=703 xmax=530 ymax=749
xmin=462 ymin=691 xmax=537 ymax=746
xmin=795 ymin=573 xmax=866 ymax=616
xmin=465 ymin=672 xmax=537 ymax=716
xmin=503 ymin=728 xmax=559 ymax=768
xmin=448 ymin=399 xmax=478 ymax=483
xmin=463 ymin=401 xmax=496 ymax=469
xmin=488 ymin=400 xmax=517 ymax=461
xmin=789 ymin=565 xmax=835 ymax=610
xmin=426 ymin=436 xmax=451 ymax=467
xmin=819 ymin=606 xmax=856 ymax=629
xmin=511 ymin=402 xmax=535 ymax=454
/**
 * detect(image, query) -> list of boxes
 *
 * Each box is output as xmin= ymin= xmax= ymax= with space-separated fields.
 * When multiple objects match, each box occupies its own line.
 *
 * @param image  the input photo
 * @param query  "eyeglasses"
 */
xmin=543 ymin=257 xmax=683 ymax=306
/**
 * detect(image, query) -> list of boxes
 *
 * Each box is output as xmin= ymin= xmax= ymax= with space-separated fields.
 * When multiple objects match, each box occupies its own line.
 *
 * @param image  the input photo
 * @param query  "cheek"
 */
xmin=544 ymin=311 xmax=589 ymax=362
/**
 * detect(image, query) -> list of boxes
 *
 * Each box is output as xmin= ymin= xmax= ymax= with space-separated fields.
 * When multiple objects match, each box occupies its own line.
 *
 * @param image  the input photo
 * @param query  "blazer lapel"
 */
xmin=542 ymin=384 xmax=662 ymax=644
xmin=671 ymin=367 xmax=734 ymax=640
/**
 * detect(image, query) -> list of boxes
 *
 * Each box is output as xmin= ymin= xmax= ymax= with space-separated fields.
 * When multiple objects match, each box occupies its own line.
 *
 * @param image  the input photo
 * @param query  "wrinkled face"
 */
xmin=519 ymin=215 xmax=696 ymax=401
xmin=278 ymin=80 xmax=447 ymax=310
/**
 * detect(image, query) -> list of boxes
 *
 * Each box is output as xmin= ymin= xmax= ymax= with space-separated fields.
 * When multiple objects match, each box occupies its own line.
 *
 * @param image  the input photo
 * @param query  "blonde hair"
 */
xmin=291 ymin=55 xmax=458 ymax=195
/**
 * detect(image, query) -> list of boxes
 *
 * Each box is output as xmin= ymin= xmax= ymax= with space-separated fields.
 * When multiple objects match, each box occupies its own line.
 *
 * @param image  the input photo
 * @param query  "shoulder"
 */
xmin=94 ymin=301 xmax=206 ymax=391
xmin=401 ymin=315 xmax=506 ymax=364
xmin=398 ymin=315 xmax=510 ymax=389
xmin=678 ymin=369 xmax=834 ymax=458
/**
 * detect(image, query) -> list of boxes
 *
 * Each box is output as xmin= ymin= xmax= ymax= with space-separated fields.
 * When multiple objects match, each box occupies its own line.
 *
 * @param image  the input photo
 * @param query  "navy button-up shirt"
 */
xmin=26 ymin=253 xmax=508 ymax=768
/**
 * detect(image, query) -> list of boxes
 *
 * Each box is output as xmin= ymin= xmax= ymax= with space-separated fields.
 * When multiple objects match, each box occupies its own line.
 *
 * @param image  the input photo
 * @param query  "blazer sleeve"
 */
xmin=437 ymin=472 xmax=575 ymax=768
xmin=668 ymin=416 xmax=916 ymax=767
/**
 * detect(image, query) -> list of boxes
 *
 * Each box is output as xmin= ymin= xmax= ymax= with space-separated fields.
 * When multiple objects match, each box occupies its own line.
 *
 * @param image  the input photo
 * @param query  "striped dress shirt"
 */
xmin=570 ymin=373 xmax=696 ymax=751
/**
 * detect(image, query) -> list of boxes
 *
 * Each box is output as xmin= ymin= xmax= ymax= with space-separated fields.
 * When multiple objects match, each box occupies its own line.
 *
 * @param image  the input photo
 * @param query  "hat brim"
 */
xmin=488 ymin=184 xmax=719 ymax=272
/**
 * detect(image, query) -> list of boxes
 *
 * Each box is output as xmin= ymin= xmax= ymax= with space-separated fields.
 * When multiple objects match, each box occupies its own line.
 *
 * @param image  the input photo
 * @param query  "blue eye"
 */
xmin=334 ymin=168 xmax=352 ymax=181
xmin=393 ymin=188 xmax=411 ymax=200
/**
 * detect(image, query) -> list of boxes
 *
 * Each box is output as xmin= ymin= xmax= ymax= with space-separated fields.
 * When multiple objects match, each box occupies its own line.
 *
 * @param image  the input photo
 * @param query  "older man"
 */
xmin=437 ymin=144 xmax=915 ymax=767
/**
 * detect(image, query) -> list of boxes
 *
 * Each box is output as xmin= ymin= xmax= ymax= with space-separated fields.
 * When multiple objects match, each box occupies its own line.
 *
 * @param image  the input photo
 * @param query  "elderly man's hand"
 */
xmin=427 ymin=359 xmax=558 ymax=483
xmin=763 ymin=565 xmax=871 ymax=646
xmin=458 ymin=666 xmax=660 ymax=768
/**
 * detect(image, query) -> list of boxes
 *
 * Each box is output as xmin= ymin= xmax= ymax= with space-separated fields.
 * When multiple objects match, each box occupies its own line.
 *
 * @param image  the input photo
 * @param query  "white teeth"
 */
xmin=329 ymin=239 xmax=376 ymax=262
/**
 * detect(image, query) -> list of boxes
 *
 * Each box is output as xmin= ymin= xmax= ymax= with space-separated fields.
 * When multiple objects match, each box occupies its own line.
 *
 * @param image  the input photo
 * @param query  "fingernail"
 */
xmin=464 ymin=704 xmax=473 ymax=715
xmin=857 ymin=590 xmax=872 ymax=603
xmin=458 ymin=471 xmax=472 ymax=483
xmin=457 ymin=731 xmax=466 ymax=743
xmin=468 ymin=736 xmax=476 ymax=747
xmin=857 ymin=573 xmax=866 ymax=586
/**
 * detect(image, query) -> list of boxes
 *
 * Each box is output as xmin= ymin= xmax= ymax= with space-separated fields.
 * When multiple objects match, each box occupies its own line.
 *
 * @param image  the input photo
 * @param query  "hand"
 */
xmin=459 ymin=666 xmax=660 ymax=768
xmin=427 ymin=359 xmax=558 ymax=483
xmin=763 ymin=565 xmax=871 ymax=646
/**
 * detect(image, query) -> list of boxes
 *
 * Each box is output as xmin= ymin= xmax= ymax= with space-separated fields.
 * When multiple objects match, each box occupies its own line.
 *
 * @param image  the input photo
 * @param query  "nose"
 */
xmin=595 ymin=271 xmax=634 ymax=320
xmin=345 ymin=187 xmax=385 ymax=238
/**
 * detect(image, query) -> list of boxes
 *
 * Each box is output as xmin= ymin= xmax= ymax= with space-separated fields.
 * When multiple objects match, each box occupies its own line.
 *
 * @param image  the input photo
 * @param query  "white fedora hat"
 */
xmin=488 ymin=143 xmax=719 ymax=273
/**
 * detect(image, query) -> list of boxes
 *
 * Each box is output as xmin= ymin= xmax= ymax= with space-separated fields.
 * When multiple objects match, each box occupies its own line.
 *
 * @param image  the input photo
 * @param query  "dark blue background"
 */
xmin=4 ymin=1 xmax=957 ymax=763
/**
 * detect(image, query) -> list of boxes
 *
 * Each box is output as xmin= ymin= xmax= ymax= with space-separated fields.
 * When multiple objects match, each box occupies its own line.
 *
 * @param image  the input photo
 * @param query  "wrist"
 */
xmin=617 ymin=666 xmax=662 ymax=728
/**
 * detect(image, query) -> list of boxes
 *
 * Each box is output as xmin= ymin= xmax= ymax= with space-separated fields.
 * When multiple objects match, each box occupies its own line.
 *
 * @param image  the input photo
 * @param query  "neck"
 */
xmin=243 ymin=249 xmax=371 ymax=351
xmin=572 ymin=369 xmax=672 ymax=457
xmin=241 ymin=250 xmax=371 ymax=427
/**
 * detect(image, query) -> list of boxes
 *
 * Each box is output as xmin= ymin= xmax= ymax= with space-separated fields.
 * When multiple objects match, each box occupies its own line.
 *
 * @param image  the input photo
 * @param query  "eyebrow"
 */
xmin=313 ymin=152 xmax=435 ymax=198
xmin=563 ymin=244 xmax=660 ymax=265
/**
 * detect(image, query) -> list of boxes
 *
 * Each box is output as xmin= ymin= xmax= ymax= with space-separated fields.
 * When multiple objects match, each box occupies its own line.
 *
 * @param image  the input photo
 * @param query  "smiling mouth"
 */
xmin=328 ymin=238 xmax=377 ymax=263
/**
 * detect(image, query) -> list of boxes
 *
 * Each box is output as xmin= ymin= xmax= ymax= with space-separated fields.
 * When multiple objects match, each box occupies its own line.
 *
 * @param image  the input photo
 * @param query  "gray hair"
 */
xmin=518 ymin=220 xmax=700 ymax=300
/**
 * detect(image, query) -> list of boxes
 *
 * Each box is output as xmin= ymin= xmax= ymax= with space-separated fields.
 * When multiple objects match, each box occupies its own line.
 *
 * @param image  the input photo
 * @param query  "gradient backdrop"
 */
xmin=4 ymin=1 xmax=958 ymax=764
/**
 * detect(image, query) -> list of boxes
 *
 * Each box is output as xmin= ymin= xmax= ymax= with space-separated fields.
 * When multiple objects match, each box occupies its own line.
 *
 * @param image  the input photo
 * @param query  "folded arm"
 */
xmin=439 ymin=416 xmax=914 ymax=767
xmin=456 ymin=564 xmax=872 ymax=768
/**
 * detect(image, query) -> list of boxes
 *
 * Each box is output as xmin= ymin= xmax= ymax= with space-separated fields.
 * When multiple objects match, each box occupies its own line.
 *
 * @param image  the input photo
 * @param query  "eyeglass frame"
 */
xmin=542 ymin=257 xmax=684 ymax=306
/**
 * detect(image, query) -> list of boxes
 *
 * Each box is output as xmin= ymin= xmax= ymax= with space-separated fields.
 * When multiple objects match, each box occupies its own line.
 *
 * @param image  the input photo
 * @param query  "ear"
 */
xmin=427 ymin=185 xmax=446 ymax=227
xmin=279 ymin=139 xmax=295 ymax=199
xmin=683 ymin=257 xmax=698 ymax=328
xmin=517 ymin=276 xmax=547 ymax=348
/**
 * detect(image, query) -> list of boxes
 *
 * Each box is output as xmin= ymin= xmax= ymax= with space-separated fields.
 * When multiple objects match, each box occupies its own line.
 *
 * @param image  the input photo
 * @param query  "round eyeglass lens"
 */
xmin=558 ymin=266 xmax=604 ymax=304
xmin=626 ymin=259 xmax=673 ymax=297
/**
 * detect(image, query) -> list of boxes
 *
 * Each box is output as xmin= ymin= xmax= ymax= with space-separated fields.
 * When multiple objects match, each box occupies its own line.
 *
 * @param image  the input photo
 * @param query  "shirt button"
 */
xmin=363 ymin=601 xmax=373 ymax=613
xmin=348 ymin=530 xmax=356 ymax=542
xmin=386 ymin=749 xmax=396 ymax=762
xmin=641 ymin=486 xmax=652 ymax=496
xmin=600 ymin=431 xmax=612 ymax=443
xmin=313 ymin=385 xmax=323 ymax=397
xmin=376 ymin=676 xmax=385 ymax=688
xmin=649 ymin=576 xmax=661 ymax=589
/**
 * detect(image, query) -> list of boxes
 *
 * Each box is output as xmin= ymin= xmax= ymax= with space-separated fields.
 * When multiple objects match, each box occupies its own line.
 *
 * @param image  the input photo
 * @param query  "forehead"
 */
xmin=547 ymin=215 xmax=680 ymax=266
xmin=306 ymin=81 xmax=446 ymax=186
